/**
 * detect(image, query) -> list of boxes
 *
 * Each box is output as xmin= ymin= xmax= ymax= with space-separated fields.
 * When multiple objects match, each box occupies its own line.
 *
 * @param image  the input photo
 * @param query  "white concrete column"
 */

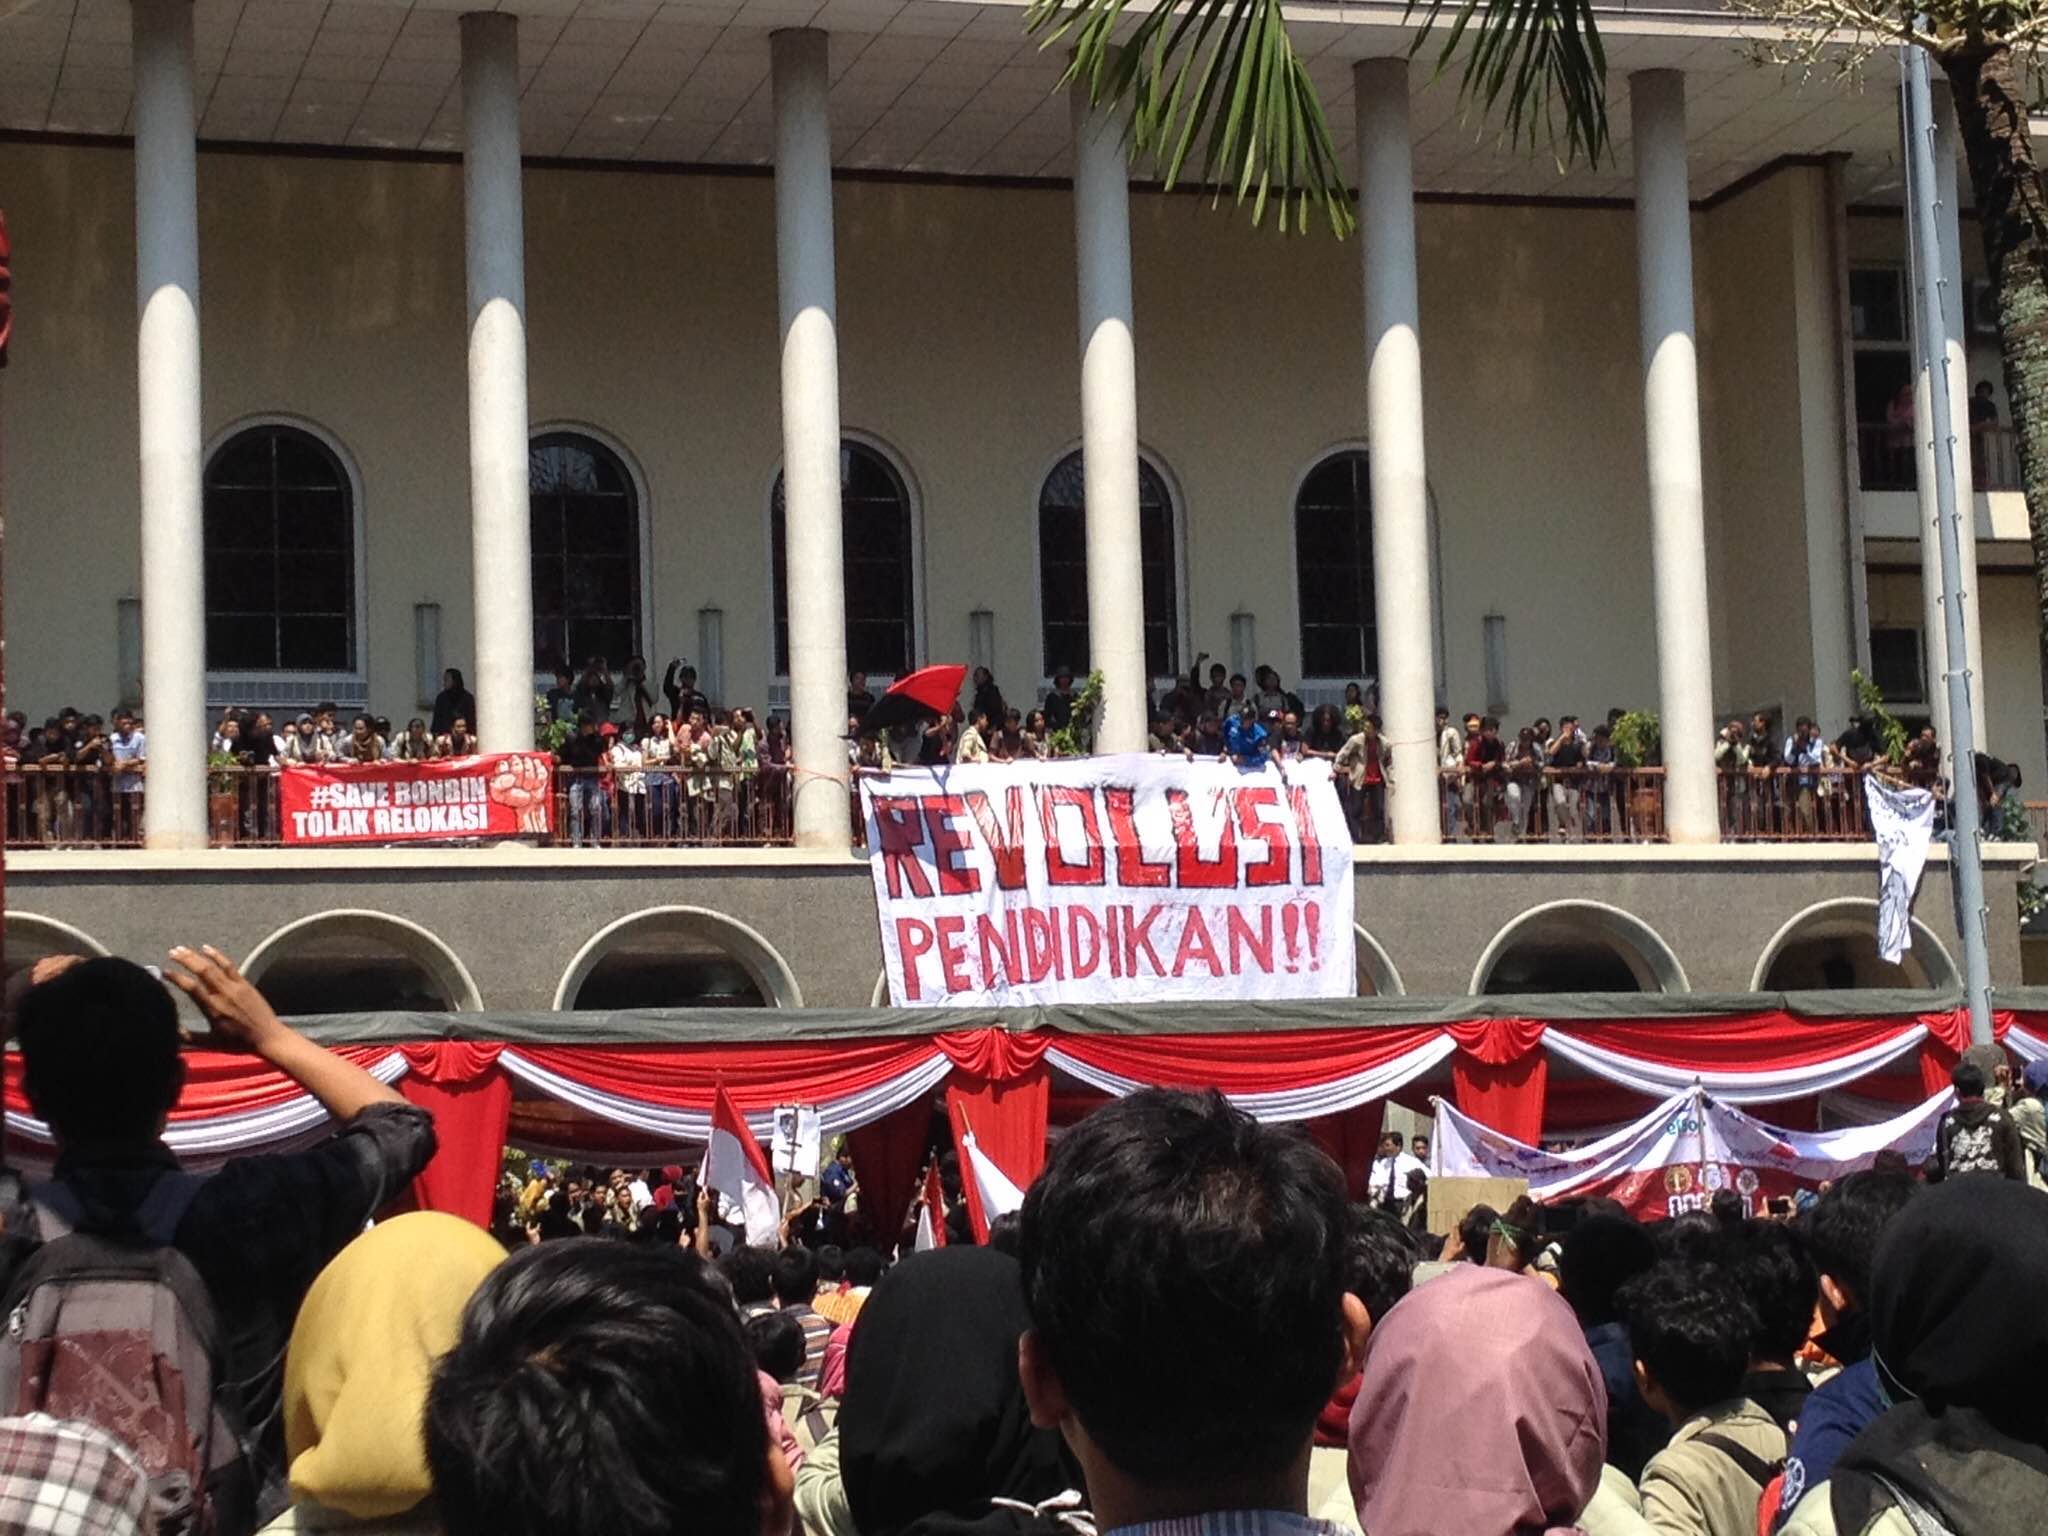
xmin=773 ymin=29 xmax=851 ymax=848
xmin=1355 ymin=58 xmax=1439 ymax=846
xmin=1912 ymin=83 xmax=1986 ymax=756
xmin=132 ymin=0 xmax=207 ymax=849
xmin=1630 ymin=70 xmax=1719 ymax=844
xmin=460 ymin=12 xmax=534 ymax=754
xmin=1071 ymin=86 xmax=1149 ymax=754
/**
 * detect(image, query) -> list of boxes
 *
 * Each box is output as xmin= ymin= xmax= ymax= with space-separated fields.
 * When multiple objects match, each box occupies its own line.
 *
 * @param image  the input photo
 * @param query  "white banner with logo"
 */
xmin=1864 ymin=774 xmax=1936 ymax=964
xmin=1432 ymin=1087 xmax=1952 ymax=1220
xmin=861 ymin=754 xmax=1356 ymax=1007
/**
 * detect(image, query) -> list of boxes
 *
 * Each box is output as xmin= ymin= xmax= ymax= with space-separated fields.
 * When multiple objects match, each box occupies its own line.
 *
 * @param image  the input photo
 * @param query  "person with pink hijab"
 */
xmin=1349 ymin=1264 xmax=1637 ymax=1536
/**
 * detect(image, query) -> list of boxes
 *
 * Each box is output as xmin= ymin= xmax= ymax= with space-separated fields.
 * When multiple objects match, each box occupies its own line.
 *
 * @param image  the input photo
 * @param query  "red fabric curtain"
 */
xmin=946 ymin=1064 xmax=1050 ymax=1240
xmin=1916 ymin=1008 xmax=1974 ymax=1096
xmin=1047 ymin=1024 xmax=1448 ymax=1091
xmin=1307 ymin=1102 xmax=1385 ymax=1200
xmin=398 ymin=1043 xmax=509 ymax=1228
xmin=1447 ymin=1019 xmax=1548 ymax=1143
xmin=505 ymin=1038 xmax=944 ymax=1110
xmin=846 ymin=1096 xmax=935 ymax=1255
xmin=4 ymin=1045 xmax=398 ymax=1121
xmin=1559 ymin=1012 xmax=1928 ymax=1070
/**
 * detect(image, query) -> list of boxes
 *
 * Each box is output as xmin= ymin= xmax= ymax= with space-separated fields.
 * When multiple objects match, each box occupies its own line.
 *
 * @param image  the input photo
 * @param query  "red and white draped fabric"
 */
xmin=495 ymin=1039 xmax=953 ymax=1141
xmin=2006 ymin=1014 xmax=2048 ymax=1063
xmin=0 ymin=1005 xmax=2014 ymax=1227
xmin=1043 ymin=1026 xmax=1456 ymax=1121
xmin=1541 ymin=1015 xmax=1940 ymax=1104
xmin=1 ymin=1047 xmax=407 ymax=1168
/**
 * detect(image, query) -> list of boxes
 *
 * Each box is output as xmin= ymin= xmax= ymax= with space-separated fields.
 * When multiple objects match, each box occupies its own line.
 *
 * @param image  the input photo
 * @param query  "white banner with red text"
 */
xmin=1431 ymin=1086 xmax=1952 ymax=1220
xmin=861 ymin=755 xmax=1356 ymax=1007
xmin=280 ymin=753 xmax=555 ymax=844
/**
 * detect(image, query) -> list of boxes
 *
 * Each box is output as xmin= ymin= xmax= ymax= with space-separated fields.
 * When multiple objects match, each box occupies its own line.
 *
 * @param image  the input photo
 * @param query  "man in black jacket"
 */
xmin=1933 ymin=1059 xmax=2027 ymax=1180
xmin=14 ymin=951 xmax=437 ymax=1525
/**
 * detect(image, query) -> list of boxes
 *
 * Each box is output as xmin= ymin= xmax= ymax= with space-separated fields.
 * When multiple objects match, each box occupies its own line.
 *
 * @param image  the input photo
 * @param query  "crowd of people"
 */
xmin=3 ymin=648 xmax=2033 ymax=852
xmin=0 ymin=948 xmax=2042 ymax=1536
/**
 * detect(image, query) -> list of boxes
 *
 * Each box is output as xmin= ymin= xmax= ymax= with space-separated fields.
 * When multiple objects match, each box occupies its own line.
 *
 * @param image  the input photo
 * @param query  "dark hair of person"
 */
xmin=1493 ymin=1195 xmax=1547 ymax=1270
xmin=816 ymin=1244 xmax=846 ymax=1283
xmin=986 ymin=1211 xmax=1022 ymax=1256
xmin=1951 ymin=1060 xmax=1988 ymax=1098
xmin=1659 ymin=1210 xmax=1724 ymax=1265
xmin=845 ymin=1246 xmax=886 ymax=1288
xmin=638 ymin=1208 xmax=684 ymax=1248
xmin=17 ymin=958 xmax=184 ymax=1145
xmin=1457 ymin=1203 xmax=1498 ymax=1264
xmin=745 ymin=1308 xmax=809 ymax=1384
xmin=1722 ymin=1220 xmax=1820 ymax=1362
xmin=1017 ymin=1088 xmax=1350 ymax=1486
xmin=1618 ymin=1262 xmax=1758 ymax=1418
xmin=1558 ymin=1214 xmax=1659 ymax=1329
xmin=425 ymin=1241 xmax=768 ymax=1536
xmin=1708 ymin=1190 xmax=1745 ymax=1228
xmin=720 ymin=1244 xmax=776 ymax=1306
xmin=772 ymin=1244 xmax=820 ymax=1306
xmin=1798 ymin=1169 xmax=1919 ymax=1309
xmin=1344 ymin=1205 xmax=1420 ymax=1324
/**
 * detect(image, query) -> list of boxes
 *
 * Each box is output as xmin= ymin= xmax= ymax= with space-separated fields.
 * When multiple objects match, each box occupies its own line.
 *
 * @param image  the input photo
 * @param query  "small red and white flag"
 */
xmin=913 ymin=1161 xmax=948 ymax=1252
xmin=962 ymin=1129 xmax=1025 ymax=1231
xmin=704 ymin=1084 xmax=781 ymax=1247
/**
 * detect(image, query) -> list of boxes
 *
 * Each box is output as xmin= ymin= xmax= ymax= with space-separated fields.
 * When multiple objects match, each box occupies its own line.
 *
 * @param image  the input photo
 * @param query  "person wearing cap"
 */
xmin=1042 ymin=669 xmax=1078 ymax=732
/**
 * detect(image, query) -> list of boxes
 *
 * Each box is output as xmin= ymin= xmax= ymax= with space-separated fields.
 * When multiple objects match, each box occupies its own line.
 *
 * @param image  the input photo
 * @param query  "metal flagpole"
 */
xmin=1900 ymin=43 xmax=1996 ymax=1046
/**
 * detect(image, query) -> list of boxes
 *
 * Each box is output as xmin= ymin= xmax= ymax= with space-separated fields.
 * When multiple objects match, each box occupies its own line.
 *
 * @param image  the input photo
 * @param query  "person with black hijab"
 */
xmin=1780 ymin=1178 xmax=2048 ymax=1535
xmin=431 ymin=668 xmax=476 ymax=737
xmin=796 ymin=1247 xmax=1084 ymax=1536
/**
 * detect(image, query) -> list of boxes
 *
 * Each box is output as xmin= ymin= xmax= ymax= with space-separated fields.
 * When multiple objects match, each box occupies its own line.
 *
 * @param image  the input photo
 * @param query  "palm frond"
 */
xmin=1025 ymin=0 xmax=1356 ymax=236
xmin=1022 ymin=0 xmax=1612 ymax=235
xmin=1404 ymin=0 xmax=1611 ymax=166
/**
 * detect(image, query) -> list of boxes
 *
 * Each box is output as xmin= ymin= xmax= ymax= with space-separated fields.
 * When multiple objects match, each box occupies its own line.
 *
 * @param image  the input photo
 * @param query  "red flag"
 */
xmin=0 ymin=210 xmax=13 ymax=368
xmin=857 ymin=664 xmax=968 ymax=737
xmin=914 ymin=1160 xmax=948 ymax=1251
xmin=704 ymin=1085 xmax=779 ymax=1247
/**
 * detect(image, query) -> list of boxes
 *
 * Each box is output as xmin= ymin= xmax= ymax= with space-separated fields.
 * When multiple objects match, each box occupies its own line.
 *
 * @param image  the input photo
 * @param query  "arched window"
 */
xmin=771 ymin=440 xmax=916 ymax=677
xmin=203 ymin=424 xmax=355 ymax=671
xmin=1037 ymin=451 xmax=1179 ymax=678
xmin=1295 ymin=450 xmax=1375 ymax=680
xmin=530 ymin=432 xmax=642 ymax=673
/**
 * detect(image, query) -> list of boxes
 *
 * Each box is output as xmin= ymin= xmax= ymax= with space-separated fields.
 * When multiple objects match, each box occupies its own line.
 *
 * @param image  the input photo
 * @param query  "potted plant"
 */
xmin=1611 ymin=711 xmax=1662 ymax=839
xmin=207 ymin=750 xmax=241 ymax=844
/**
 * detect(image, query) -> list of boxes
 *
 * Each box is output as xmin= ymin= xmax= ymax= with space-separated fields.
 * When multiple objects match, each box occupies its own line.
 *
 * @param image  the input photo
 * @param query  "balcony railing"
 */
xmin=1 ymin=763 xmax=795 ymax=850
xmin=3 ymin=761 xmax=1936 ymax=851
xmin=1426 ymin=764 xmax=1881 ymax=844
xmin=1857 ymin=421 xmax=2022 ymax=493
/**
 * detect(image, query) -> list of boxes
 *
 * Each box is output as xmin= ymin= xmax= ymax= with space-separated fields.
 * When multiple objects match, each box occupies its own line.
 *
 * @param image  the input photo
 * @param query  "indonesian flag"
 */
xmin=704 ymin=1085 xmax=780 ymax=1247
xmin=962 ymin=1130 xmax=1025 ymax=1237
xmin=913 ymin=1161 xmax=948 ymax=1252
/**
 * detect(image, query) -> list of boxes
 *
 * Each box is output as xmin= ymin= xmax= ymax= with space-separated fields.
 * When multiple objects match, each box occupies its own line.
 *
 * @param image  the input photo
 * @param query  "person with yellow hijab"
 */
xmin=262 ymin=1212 xmax=504 ymax=1535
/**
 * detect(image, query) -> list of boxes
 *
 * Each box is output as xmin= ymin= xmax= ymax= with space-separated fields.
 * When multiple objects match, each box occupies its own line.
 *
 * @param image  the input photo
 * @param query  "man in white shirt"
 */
xmin=109 ymin=710 xmax=146 ymax=841
xmin=1369 ymin=1131 xmax=1427 ymax=1211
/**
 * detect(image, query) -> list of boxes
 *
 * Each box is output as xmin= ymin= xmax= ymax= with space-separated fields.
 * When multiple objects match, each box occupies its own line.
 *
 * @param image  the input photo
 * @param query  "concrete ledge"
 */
xmin=8 ymin=839 xmax=2029 ymax=875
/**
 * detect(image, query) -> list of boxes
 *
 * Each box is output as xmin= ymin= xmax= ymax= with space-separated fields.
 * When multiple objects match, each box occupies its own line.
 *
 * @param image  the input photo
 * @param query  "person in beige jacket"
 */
xmin=1585 ymin=1262 xmax=1786 ymax=1536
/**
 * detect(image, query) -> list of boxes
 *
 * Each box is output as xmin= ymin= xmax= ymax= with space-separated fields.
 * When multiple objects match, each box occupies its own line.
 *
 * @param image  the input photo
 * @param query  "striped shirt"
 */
xmin=785 ymin=1302 xmax=834 ymax=1390
xmin=1109 ymin=1512 xmax=1354 ymax=1536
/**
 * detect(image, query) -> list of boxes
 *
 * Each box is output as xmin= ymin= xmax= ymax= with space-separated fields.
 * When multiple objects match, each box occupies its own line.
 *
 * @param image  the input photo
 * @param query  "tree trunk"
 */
xmin=1944 ymin=46 xmax=2048 ymax=628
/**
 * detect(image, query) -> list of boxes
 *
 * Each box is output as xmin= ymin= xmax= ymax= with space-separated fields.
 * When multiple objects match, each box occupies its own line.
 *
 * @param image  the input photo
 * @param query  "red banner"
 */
xmin=279 ymin=754 xmax=553 ymax=845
